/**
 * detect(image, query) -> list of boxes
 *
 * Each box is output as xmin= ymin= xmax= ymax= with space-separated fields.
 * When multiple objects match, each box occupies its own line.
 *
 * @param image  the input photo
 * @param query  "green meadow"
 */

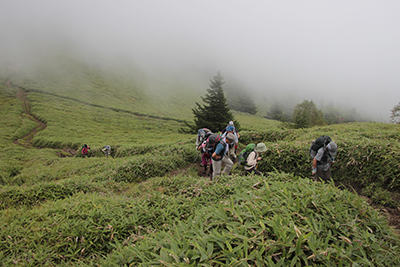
xmin=1 ymin=56 xmax=400 ymax=266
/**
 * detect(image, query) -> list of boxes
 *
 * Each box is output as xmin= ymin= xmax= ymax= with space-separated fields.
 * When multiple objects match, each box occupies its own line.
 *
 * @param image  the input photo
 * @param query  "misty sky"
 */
xmin=1 ymin=0 xmax=400 ymax=121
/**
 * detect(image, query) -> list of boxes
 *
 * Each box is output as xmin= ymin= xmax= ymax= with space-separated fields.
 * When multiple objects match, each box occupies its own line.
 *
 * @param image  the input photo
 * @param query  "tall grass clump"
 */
xmin=239 ymin=123 xmax=400 ymax=207
xmin=101 ymin=173 xmax=400 ymax=266
xmin=110 ymin=143 xmax=197 ymax=183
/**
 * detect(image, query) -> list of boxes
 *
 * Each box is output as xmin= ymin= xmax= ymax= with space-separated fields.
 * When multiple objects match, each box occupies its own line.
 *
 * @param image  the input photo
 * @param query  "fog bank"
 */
xmin=1 ymin=0 xmax=400 ymax=121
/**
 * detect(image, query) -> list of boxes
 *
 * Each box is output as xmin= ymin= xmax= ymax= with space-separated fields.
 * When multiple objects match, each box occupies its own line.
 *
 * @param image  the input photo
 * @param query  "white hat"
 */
xmin=255 ymin=143 xmax=267 ymax=153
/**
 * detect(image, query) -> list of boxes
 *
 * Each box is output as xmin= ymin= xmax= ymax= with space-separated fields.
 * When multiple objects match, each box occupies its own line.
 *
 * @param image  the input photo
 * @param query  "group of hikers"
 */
xmin=81 ymin=121 xmax=338 ymax=183
xmin=81 ymin=144 xmax=111 ymax=157
xmin=196 ymin=121 xmax=268 ymax=180
xmin=196 ymin=121 xmax=338 ymax=182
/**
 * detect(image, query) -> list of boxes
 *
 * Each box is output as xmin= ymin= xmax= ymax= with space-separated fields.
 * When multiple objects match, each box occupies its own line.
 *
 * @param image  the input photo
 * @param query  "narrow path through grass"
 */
xmin=6 ymin=75 xmax=47 ymax=148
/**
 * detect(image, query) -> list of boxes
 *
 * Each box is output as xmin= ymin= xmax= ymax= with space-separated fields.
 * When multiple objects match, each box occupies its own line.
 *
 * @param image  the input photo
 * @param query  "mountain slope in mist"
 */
xmin=7 ymin=52 xmax=205 ymax=121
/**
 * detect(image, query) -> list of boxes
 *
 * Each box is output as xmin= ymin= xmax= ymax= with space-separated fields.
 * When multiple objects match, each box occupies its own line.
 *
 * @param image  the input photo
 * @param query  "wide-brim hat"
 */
xmin=255 ymin=143 xmax=267 ymax=153
xmin=327 ymin=142 xmax=337 ymax=157
xmin=226 ymin=133 xmax=235 ymax=142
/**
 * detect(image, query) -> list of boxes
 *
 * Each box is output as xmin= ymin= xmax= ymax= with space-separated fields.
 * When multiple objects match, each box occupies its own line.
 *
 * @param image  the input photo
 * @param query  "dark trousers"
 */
xmin=245 ymin=167 xmax=262 ymax=176
xmin=316 ymin=167 xmax=331 ymax=182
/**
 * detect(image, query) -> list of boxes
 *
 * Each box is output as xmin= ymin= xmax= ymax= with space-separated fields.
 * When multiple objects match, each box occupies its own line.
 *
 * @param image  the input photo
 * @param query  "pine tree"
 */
xmin=182 ymin=72 xmax=239 ymax=133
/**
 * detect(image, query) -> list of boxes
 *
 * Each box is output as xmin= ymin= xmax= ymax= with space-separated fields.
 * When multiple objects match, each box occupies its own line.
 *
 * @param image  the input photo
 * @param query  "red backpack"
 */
xmin=205 ymin=134 xmax=226 ymax=155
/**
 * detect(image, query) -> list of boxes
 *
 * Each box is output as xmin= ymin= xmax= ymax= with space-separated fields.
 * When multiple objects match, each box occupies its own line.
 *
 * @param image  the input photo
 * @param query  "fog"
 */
xmin=2 ymin=0 xmax=400 ymax=122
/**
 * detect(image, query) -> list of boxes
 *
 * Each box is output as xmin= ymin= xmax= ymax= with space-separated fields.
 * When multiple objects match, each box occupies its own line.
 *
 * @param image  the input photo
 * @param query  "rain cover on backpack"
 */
xmin=309 ymin=135 xmax=331 ymax=159
xmin=238 ymin=143 xmax=256 ymax=166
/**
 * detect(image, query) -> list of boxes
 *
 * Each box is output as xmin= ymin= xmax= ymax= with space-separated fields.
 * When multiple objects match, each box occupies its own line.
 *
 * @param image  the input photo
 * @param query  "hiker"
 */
xmin=197 ymin=141 xmax=213 ymax=177
xmin=211 ymin=132 xmax=235 ymax=179
xmin=221 ymin=121 xmax=240 ymax=137
xmin=102 ymin=145 xmax=111 ymax=157
xmin=81 ymin=144 xmax=90 ymax=157
xmin=221 ymin=125 xmax=239 ymax=162
xmin=196 ymin=128 xmax=212 ymax=148
xmin=244 ymin=143 xmax=267 ymax=176
xmin=312 ymin=141 xmax=338 ymax=182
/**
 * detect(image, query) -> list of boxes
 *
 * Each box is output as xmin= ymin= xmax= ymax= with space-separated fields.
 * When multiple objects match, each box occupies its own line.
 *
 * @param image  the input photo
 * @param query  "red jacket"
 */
xmin=82 ymin=146 xmax=90 ymax=155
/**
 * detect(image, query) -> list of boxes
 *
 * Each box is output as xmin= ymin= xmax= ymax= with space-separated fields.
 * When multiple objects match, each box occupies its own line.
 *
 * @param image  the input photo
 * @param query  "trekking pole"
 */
xmin=193 ymin=151 xmax=200 ymax=164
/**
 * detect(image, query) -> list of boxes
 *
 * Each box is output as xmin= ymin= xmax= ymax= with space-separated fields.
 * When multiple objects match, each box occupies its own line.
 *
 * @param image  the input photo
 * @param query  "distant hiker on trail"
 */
xmin=102 ymin=145 xmax=111 ymax=157
xmin=244 ymin=143 xmax=267 ymax=176
xmin=211 ymin=132 xmax=235 ymax=180
xmin=310 ymin=137 xmax=337 ymax=182
xmin=221 ymin=125 xmax=239 ymax=162
xmin=81 ymin=144 xmax=90 ymax=157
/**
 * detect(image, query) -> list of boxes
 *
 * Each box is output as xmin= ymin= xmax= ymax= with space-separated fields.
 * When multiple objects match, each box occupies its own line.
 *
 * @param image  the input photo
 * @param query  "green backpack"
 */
xmin=238 ymin=143 xmax=256 ymax=166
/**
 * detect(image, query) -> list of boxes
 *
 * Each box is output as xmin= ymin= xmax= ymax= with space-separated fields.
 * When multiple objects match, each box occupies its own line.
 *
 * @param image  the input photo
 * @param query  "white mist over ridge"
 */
xmin=1 ymin=0 xmax=400 ymax=122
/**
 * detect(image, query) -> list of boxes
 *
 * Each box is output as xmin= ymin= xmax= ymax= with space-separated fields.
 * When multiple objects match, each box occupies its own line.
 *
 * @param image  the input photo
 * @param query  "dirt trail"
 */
xmin=6 ymin=76 xmax=47 ymax=147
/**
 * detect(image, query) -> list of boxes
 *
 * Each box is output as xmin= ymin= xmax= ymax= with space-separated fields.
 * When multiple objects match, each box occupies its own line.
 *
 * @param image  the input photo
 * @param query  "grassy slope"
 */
xmin=10 ymin=52 xmax=205 ymax=121
xmin=0 ymin=56 xmax=399 ymax=266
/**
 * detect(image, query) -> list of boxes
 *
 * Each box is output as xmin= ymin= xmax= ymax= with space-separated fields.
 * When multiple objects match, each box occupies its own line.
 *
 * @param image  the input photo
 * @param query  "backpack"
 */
xmin=309 ymin=135 xmax=331 ymax=159
xmin=238 ymin=143 xmax=256 ymax=166
xmin=205 ymin=134 xmax=225 ymax=155
xmin=197 ymin=128 xmax=212 ymax=144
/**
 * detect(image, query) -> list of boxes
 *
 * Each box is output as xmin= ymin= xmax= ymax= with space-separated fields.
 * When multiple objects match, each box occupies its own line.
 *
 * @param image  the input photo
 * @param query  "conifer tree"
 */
xmin=182 ymin=72 xmax=239 ymax=133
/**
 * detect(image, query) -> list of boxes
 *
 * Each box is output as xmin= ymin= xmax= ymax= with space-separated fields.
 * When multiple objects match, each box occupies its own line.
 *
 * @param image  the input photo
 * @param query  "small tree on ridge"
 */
xmin=390 ymin=102 xmax=400 ymax=124
xmin=182 ymin=72 xmax=238 ymax=133
xmin=292 ymin=99 xmax=325 ymax=128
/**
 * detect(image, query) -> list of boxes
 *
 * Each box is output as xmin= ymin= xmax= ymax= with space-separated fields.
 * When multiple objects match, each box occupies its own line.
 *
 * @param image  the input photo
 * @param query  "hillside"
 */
xmin=1 ymin=57 xmax=400 ymax=266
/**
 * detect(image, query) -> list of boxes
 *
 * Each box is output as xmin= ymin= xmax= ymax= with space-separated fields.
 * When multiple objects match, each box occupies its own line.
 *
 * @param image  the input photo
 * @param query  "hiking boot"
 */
xmin=202 ymin=166 xmax=207 ymax=175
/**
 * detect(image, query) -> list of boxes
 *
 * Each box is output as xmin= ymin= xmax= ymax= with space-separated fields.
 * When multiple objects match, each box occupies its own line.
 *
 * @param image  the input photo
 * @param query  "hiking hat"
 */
xmin=327 ymin=142 xmax=337 ymax=157
xmin=226 ymin=125 xmax=235 ymax=132
xmin=255 ymin=143 xmax=267 ymax=153
xmin=226 ymin=133 xmax=235 ymax=142
xmin=229 ymin=121 xmax=234 ymax=126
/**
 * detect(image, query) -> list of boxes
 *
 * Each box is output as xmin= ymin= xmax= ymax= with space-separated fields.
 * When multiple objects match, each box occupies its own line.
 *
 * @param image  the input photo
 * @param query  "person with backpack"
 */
xmin=221 ymin=125 xmax=239 ymax=163
xmin=196 ymin=128 xmax=213 ymax=175
xmin=221 ymin=121 xmax=240 ymax=136
xmin=102 ymin=145 xmax=111 ymax=157
xmin=311 ymin=140 xmax=337 ymax=182
xmin=196 ymin=128 xmax=212 ymax=149
xmin=211 ymin=132 xmax=235 ymax=180
xmin=81 ymin=144 xmax=90 ymax=157
xmin=243 ymin=143 xmax=267 ymax=175
xmin=197 ymin=141 xmax=213 ymax=177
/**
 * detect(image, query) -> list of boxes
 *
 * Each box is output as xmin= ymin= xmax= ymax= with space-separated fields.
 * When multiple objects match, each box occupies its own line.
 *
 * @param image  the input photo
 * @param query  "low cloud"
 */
xmin=1 ymin=0 xmax=399 ymax=121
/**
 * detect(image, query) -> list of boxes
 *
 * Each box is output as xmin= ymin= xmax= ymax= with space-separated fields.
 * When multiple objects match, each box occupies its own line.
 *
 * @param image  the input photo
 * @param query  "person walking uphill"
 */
xmin=244 ymin=143 xmax=267 ymax=176
xmin=221 ymin=125 xmax=239 ymax=162
xmin=312 ymin=141 xmax=338 ymax=182
xmin=198 ymin=139 xmax=213 ymax=177
xmin=211 ymin=133 xmax=235 ymax=180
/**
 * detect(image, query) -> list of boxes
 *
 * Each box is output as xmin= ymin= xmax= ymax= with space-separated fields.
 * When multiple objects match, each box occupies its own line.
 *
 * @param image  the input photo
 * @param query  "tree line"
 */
xmin=182 ymin=72 xmax=397 ymax=133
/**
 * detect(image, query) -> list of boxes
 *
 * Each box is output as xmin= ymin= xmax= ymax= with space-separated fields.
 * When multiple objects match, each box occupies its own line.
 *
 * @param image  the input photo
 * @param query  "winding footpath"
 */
xmin=6 ymin=75 xmax=47 ymax=147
